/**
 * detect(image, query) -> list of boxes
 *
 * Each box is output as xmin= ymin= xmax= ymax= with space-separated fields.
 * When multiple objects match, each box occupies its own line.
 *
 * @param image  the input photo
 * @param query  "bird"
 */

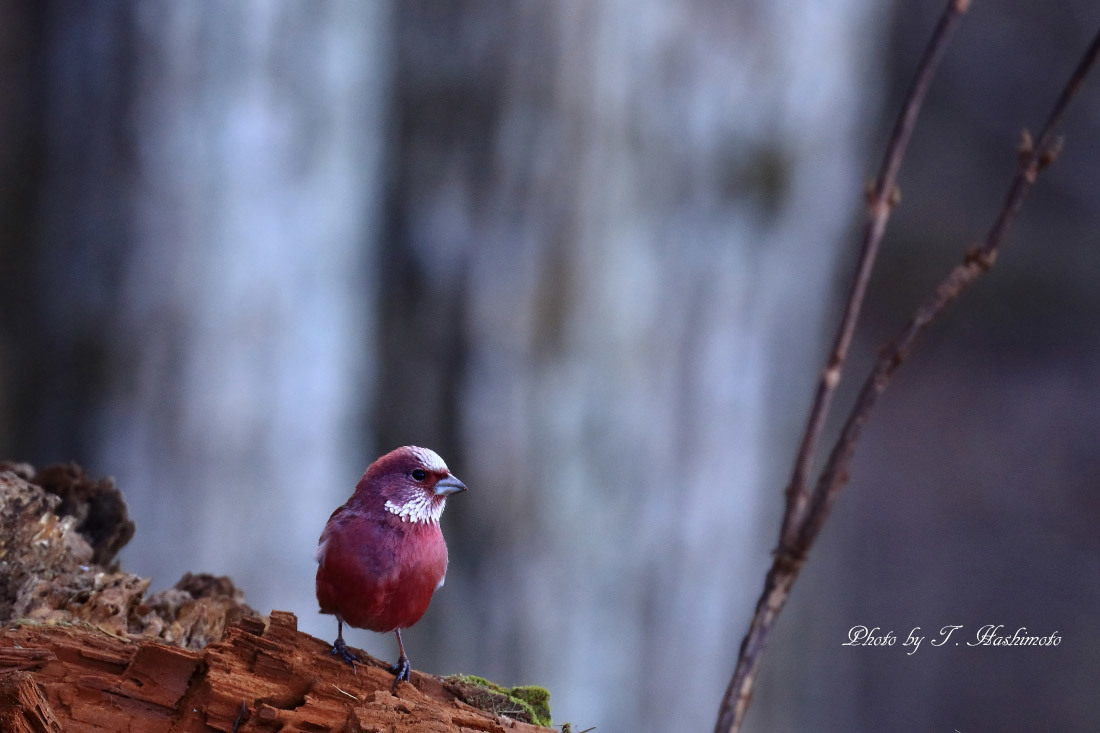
xmin=315 ymin=445 xmax=467 ymax=690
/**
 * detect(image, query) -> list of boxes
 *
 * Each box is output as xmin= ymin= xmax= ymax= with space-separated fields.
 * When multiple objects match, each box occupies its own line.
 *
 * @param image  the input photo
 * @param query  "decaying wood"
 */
xmin=0 ymin=464 xmax=258 ymax=649
xmin=0 ymin=466 xmax=554 ymax=732
xmin=0 ymin=670 xmax=62 ymax=732
xmin=0 ymin=612 xmax=552 ymax=732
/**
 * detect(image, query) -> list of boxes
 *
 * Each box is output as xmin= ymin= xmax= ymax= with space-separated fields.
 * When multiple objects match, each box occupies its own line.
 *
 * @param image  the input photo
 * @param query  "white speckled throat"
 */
xmin=384 ymin=492 xmax=447 ymax=525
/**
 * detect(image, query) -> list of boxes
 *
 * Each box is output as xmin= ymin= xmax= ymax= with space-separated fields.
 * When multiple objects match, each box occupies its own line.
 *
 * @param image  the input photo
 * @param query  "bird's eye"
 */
xmin=411 ymin=469 xmax=427 ymax=481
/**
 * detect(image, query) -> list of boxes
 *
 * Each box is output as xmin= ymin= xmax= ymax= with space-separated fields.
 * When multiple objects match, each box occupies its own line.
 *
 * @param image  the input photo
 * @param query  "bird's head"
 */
xmin=358 ymin=445 xmax=466 ymax=525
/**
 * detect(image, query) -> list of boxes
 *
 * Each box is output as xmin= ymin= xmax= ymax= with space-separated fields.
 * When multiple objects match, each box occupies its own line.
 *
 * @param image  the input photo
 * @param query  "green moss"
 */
xmin=443 ymin=674 xmax=553 ymax=727
xmin=447 ymin=673 xmax=494 ymax=687
xmin=510 ymin=685 xmax=551 ymax=723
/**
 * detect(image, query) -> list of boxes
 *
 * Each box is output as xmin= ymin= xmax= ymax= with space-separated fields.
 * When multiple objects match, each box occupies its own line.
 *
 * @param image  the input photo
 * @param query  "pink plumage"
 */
xmin=315 ymin=446 xmax=466 ymax=688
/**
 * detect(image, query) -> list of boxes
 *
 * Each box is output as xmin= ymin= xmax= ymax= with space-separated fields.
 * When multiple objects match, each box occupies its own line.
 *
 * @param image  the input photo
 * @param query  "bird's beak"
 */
xmin=433 ymin=475 xmax=467 ymax=497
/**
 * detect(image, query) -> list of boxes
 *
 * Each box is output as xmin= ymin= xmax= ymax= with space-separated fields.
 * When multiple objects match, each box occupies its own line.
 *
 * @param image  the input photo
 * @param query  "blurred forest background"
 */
xmin=2 ymin=1 xmax=1099 ymax=731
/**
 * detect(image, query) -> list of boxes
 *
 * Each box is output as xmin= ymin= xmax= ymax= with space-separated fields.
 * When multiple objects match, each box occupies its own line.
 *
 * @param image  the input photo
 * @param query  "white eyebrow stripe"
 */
xmin=407 ymin=446 xmax=449 ymax=473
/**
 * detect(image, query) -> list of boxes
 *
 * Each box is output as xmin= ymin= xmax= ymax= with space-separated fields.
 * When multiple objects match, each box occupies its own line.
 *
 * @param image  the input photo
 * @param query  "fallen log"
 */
xmin=0 ymin=464 xmax=554 ymax=732
xmin=1 ymin=610 xmax=551 ymax=732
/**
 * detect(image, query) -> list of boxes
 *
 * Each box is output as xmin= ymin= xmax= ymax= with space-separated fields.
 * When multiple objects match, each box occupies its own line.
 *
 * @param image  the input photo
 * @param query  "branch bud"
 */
xmin=1017 ymin=129 xmax=1034 ymax=163
xmin=1038 ymin=136 xmax=1065 ymax=169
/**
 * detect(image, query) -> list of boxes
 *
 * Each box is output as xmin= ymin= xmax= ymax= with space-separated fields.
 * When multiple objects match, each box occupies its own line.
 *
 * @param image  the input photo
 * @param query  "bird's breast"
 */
xmin=315 ymin=511 xmax=449 ymax=632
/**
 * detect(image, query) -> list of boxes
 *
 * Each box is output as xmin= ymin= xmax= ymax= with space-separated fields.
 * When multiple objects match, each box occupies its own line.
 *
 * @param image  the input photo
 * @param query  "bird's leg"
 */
xmin=387 ymin=628 xmax=411 ymax=690
xmin=330 ymin=616 xmax=360 ymax=671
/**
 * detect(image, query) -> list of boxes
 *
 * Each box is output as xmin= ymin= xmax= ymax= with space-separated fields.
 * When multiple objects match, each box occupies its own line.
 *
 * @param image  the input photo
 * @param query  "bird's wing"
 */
xmin=314 ymin=503 xmax=349 ymax=563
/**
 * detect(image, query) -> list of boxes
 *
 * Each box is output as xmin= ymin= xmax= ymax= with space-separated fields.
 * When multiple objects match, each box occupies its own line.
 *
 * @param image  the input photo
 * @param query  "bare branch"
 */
xmin=716 ymin=11 xmax=1100 ymax=733
xmin=781 ymin=0 xmax=969 ymax=550
xmin=797 ymin=23 xmax=1100 ymax=553
xmin=717 ymin=4 xmax=968 ymax=731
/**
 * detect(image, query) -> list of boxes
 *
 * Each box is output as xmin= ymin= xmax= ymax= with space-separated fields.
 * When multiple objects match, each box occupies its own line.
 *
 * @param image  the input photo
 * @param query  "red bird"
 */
xmin=315 ymin=446 xmax=466 ymax=689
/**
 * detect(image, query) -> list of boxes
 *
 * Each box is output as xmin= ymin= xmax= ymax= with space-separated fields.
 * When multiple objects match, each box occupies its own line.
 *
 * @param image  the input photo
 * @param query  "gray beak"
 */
xmin=433 ymin=475 xmax=467 ymax=497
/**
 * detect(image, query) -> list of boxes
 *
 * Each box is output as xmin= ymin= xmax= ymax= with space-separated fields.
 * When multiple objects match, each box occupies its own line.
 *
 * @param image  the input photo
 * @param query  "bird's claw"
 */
xmin=388 ymin=655 xmax=411 ymax=690
xmin=331 ymin=637 xmax=361 ymax=672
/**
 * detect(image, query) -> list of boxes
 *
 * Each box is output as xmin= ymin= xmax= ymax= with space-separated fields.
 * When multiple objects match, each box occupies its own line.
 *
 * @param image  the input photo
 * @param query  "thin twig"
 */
xmin=715 ymin=13 xmax=1100 ymax=733
xmin=780 ymin=0 xmax=970 ymax=550
xmin=231 ymin=701 xmax=247 ymax=733
xmin=717 ymin=3 xmax=968 ymax=730
xmin=797 ymin=24 xmax=1100 ymax=553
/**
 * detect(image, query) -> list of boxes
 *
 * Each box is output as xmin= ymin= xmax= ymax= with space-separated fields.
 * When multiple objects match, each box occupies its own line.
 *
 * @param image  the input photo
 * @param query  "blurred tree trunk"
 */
xmin=378 ymin=2 xmax=887 ymax=730
xmin=6 ymin=2 xmax=1099 ymax=731
xmin=2 ymin=1 xmax=891 ymax=731
xmin=3 ymin=0 xmax=388 ymax=618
